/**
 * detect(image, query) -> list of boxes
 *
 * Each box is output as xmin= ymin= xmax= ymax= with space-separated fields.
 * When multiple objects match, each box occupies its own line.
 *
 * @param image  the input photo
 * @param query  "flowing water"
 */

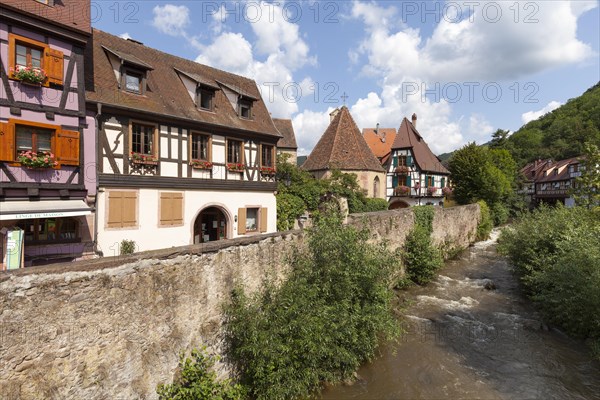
xmin=320 ymin=230 xmax=600 ymax=400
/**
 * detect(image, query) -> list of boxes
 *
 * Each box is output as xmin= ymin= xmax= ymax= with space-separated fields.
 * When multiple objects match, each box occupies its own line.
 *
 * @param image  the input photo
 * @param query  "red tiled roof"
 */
xmin=302 ymin=107 xmax=384 ymax=172
xmin=536 ymin=157 xmax=581 ymax=183
xmin=273 ymin=119 xmax=298 ymax=149
xmin=363 ymin=128 xmax=397 ymax=160
xmin=1 ymin=0 xmax=91 ymax=35
xmin=392 ymin=118 xmax=449 ymax=175
xmin=85 ymin=29 xmax=281 ymax=139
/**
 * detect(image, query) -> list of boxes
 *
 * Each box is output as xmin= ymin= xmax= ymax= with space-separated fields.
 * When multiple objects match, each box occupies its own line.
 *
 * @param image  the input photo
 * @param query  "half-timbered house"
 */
xmin=387 ymin=114 xmax=450 ymax=208
xmin=0 ymin=0 xmax=94 ymax=267
xmin=85 ymin=29 xmax=281 ymax=253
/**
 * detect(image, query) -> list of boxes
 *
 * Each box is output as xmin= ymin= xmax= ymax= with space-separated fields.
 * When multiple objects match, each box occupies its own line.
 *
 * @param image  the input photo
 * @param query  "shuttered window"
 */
xmin=107 ymin=191 xmax=137 ymax=228
xmin=159 ymin=192 xmax=184 ymax=226
xmin=0 ymin=120 xmax=79 ymax=166
xmin=8 ymin=34 xmax=64 ymax=87
xmin=407 ymin=155 xmax=413 ymax=166
xmin=237 ymin=207 xmax=269 ymax=235
xmin=392 ymin=175 xmax=399 ymax=188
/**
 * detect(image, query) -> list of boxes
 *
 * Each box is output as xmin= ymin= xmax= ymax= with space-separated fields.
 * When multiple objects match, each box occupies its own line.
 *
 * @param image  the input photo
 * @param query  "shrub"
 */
xmin=276 ymin=193 xmax=305 ymax=231
xmin=402 ymin=206 xmax=443 ymax=285
xmin=223 ymin=215 xmax=401 ymax=400
xmin=157 ymin=347 xmax=245 ymax=400
xmin=120 ymin=239 xmax=136 ymax=255
xmin=490 ymin=202 xmax=509 ymax=226
xmin=476 ymin=200 xmax=493 ymax=241
xmin=361 ymin=198 xmax=389 ymax=212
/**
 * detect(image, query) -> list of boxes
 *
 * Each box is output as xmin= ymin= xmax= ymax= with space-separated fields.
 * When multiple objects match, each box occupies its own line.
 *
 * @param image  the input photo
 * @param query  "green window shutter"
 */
xmin=441 ymin=177 xmax=445 ymax=187
xmin=392 ymin=175 xmax=398 ymax=187
xmin=406 ymin=175 xmax=411 ymax=187
xmin=392 ymin=156 xmax=398 ymax=167
xmin=407 ymin=155 xmax=412 ymax=166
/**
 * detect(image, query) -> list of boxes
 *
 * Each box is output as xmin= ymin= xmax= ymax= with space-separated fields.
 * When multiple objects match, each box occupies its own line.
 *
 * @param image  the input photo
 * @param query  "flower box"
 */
xmin=17 ymin=150 xmax=57 ymax=169
xmin=190 ymin=160 xmax=213 ymax=170
xmin=130 ymin=152 xmax=158 ymax=165
xmin=227 ymin=163 xmax=245 ymax=172
xmin=427 ymin=187 xmax=439 ymax=195
xmin=394 ymin=165 xmax=409 ymax=174
xmin=260 ymin=166 xmax=276 ymax=176
xmin=10 ymin=65 xmax=47 ymax=85
xmin=394 ymin=185 xmax=410 ymax=196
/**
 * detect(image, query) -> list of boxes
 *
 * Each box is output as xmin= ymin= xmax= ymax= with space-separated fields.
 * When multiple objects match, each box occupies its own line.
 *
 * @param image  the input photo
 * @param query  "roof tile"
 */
xmin=392 ymin=118 xmax=449 ymax=175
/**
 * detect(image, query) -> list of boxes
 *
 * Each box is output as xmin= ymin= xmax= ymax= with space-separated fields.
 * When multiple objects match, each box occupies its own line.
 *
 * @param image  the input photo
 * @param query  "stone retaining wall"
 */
xmin=0 ymin=204 xmax=480 ymax=399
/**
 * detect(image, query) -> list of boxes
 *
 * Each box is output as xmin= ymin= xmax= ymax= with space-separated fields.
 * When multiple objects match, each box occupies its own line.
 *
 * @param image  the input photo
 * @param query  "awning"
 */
xmin=0 ymin=200 xmax=93 ymax=221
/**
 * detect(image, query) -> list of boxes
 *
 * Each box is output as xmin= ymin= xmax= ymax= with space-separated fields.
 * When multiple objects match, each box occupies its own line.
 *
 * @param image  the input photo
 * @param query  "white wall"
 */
xmin=96 ymin=188 xmax=277 ymax=254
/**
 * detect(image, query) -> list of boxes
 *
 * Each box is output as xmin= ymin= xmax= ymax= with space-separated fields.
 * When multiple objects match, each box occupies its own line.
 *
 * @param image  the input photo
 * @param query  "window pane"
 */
xmin=228 ymin=140 xmax=241 ymax=163
xmin=143 ymin=125 xmax=153 ymax=155
xmin=125 ymin=73 xmax=141 ymax=92
xmin=246 ymin=208 xmax=258 ymax=231
xmin=37 ymin=130 xmax=52 ymax=152
xmin=16 ymin=45 xmax=27 ymax=67
xmin=31 ymin=48 xmax=42 ymax=68
xmin=199 ymin=91 xmax=212 ymax=110
xmin=16 ymin=126 xmax=34 ymax=151
xmin=262 ymin=145 xmax=273 ymax=167
xmin=132 ymin=124 xmax=142 ymax=153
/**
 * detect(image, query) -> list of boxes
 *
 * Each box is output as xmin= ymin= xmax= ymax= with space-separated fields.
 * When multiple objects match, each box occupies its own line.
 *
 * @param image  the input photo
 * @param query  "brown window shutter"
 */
xmin=0 ymin=122 xmax=15 ymax=162
xmin=8 ymin=36 xmax=16 ymax=78
xmin=173 ymin=193 xmax=184 ymax=225
xmin=56 ymin=130 xmax=80 ymax=166
xmin=159 ymin=193 xmax=172 ymax=226
xmin=122 ymin=192 xmax=137 ymax=227
xmin=260 ymin=207 xmax=268 ymax=233
xmin=107 ymin=192 xmax=124 ymax=228
xmin=45 ymin=48 xmax=64 ymax=85
xmin=237 ymin=208 xmax=246 ymax=235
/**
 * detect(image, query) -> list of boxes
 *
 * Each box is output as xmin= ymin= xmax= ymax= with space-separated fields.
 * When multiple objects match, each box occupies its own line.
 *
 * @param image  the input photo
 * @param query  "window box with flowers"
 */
xmin=10 ymin=66 xmax=47 ymax=86
xmin=227 ymin=163 xmax=245 ymax=172
xmin=394 ymin=185 xmax=410 ymax=196
xmin=427 ymin=186 xmax=439 ymax=195
xmin=394 ymin=165 xmax=410 ymax=174
xmin=190 ymin=160 xmax=213 ymax=170
xmin=17 ymin=150 xmax=58 ymax=169
xmin=442 ymin=187 xmax=453 ymax=198
xmin=130 ymin=152 xmax=158 ymax=165
xmin=260 ymin=166 xmax=276 ymax=176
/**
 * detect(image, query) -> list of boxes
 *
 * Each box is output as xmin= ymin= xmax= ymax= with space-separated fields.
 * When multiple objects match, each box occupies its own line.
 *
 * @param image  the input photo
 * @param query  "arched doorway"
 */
xmin=194 ymin=207 xmax=228 ymax=244
xmin=389 ymin=200 xmax=410 ymax=210
xmin=373 ymin=176 xmax=380 ymax=198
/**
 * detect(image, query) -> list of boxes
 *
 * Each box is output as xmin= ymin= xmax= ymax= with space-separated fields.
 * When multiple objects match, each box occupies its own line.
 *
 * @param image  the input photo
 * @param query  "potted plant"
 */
xmin=260 ymin=166 xmax=276 ymax=176
xmin=427 ymin=186 xmax=438 ymax=195
xmin=130 ymin=152 xmax=158 ymax=165
xmin=18 ymin=150 xmax=58 ymax=169
xmin=10 ymin=65 xmax=47 ymax=86
xmin=227 ymin=163 xmax=245 ymax=172
xmin=190 ymin=160 xmax=213 ymax=170
xmin=394 ymin=185 xmax=410 ymax=196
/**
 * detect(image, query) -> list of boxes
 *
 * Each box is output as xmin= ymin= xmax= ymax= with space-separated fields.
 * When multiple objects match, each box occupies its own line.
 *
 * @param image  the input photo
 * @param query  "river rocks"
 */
xmin=484 ymin=280 xmax=497 ymax=290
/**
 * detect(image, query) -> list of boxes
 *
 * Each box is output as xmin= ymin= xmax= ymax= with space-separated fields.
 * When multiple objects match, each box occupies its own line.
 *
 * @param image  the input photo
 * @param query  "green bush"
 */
xmin=476 ymin=200 xmax=493 ymax=241
xmin=362 ymin=198 xmax=389 ymax=212
xmin=276 ymin=193 xmax=305 ymax=231
xmin=498 ymin=205 xmax=600 ymax=358
xmin=223 ymin=215 xmax=401 ymax=400
xmin=402 ymin=206 xmax=443 ymax=285
xmin=490 ymin=202 xmax=509 ymax=226
xmin=157 ymin=347 xmax=246 ymax=400
xmin=120 ymin=239 xmax=136 ymax=255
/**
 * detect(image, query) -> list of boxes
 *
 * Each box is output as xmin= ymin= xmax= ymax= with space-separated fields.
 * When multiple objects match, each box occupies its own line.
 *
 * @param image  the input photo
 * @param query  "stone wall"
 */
xmin=0 ymin=205 xmax=479 ymax=399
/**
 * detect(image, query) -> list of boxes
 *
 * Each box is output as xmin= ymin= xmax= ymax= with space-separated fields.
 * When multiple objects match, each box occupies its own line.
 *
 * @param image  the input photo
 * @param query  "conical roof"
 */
xmin=392 ymin=118 xmax=449 ymax=175
xmin=302 ymin=107 xmax=384 ymax=172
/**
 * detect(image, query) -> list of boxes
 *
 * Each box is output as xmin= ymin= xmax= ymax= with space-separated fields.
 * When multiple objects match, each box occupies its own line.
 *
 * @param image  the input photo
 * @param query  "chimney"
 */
xmin=411 ymin=113 xmax=417 ymax=128
xmin=375 ymin=122 xmax=380 ymax=135
xmin=329 ymin=108 xmax=340 ymax=123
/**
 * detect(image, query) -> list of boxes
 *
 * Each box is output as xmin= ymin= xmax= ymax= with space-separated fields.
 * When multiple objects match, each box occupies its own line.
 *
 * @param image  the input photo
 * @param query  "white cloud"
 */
xmin=521 ymin=101 xmax=563 ymax=124
xmin=195 ymin=33 xmax=254 ymax=73
xmin=467 ymin=113 xmax=495 ymax=139
xmin=119 ymin=32 xmax=132 ymax=40
xmin=152 ymin=5 xmax=190 ymax=36
xmin=292 ymin=108 xmax=335 ymax=155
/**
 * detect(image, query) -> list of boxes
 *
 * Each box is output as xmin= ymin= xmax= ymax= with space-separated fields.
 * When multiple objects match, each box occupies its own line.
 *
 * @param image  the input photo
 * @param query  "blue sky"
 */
xmin=93 ymin=1 xmax=600 ymax=155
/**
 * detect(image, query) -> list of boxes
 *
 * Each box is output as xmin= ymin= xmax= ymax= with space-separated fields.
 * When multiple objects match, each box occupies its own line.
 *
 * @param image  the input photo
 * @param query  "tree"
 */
xmin=573 ymin=143 xmax=600 ymax=208
xmin=489 ymin=129 xmax=510 ymax=149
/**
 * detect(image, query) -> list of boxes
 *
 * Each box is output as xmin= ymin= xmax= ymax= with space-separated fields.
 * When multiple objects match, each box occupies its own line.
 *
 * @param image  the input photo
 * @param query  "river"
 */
xmin=320 ymin=230 xmax=600 ymax=399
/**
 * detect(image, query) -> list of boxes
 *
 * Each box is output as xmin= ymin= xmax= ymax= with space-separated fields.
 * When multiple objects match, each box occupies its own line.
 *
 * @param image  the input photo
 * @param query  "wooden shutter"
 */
xmin=237 ymin=208 xmax=246 ymax=235
xmin=392 ymin=156 xmax=398 ymax=167
xmin=107 ymin=192 xmax=124 ymax=228
xmin=441 ymin=178 xmax=445 ymax=188
xmin=406 ymin=175 xmax=411 ymax=187
xmin=45 ymin=48 xmax=64 ymax=85
xmin=56 ymin=130 xmax=80 ymax=165
xmin=392 ymin=175 xmax=398 ymax=188
xmin=122 ymin=192 xmax=137 ymax=227
xmin=260 ymin=208 xmax=268 ymax=233
xmin=407 ymin=155 xmax=412 ymax=166
xmin=160 ymin=192 xmax=183 ymax=226
xmin=0 ymin=122 xmax=15 ymax=162
xmin=108 ymin=191 xmax=137 ymax=228
xmin=8 ymin=36 xmax=16 ymax=79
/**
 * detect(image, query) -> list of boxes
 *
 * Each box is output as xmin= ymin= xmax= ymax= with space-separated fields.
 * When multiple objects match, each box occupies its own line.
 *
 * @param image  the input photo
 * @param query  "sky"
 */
xmin=92 ymin=0 xmax=600 ymax=155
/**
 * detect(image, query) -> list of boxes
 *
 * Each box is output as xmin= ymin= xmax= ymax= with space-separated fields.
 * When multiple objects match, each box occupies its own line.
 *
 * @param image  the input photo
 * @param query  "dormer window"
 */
xmin=124 ymin=69 xmax=142 ymax=93
xmin=197 ymin=87 xmax=215 ymax=111
xmin=239 ymin=98 xmax=252 ymax=119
